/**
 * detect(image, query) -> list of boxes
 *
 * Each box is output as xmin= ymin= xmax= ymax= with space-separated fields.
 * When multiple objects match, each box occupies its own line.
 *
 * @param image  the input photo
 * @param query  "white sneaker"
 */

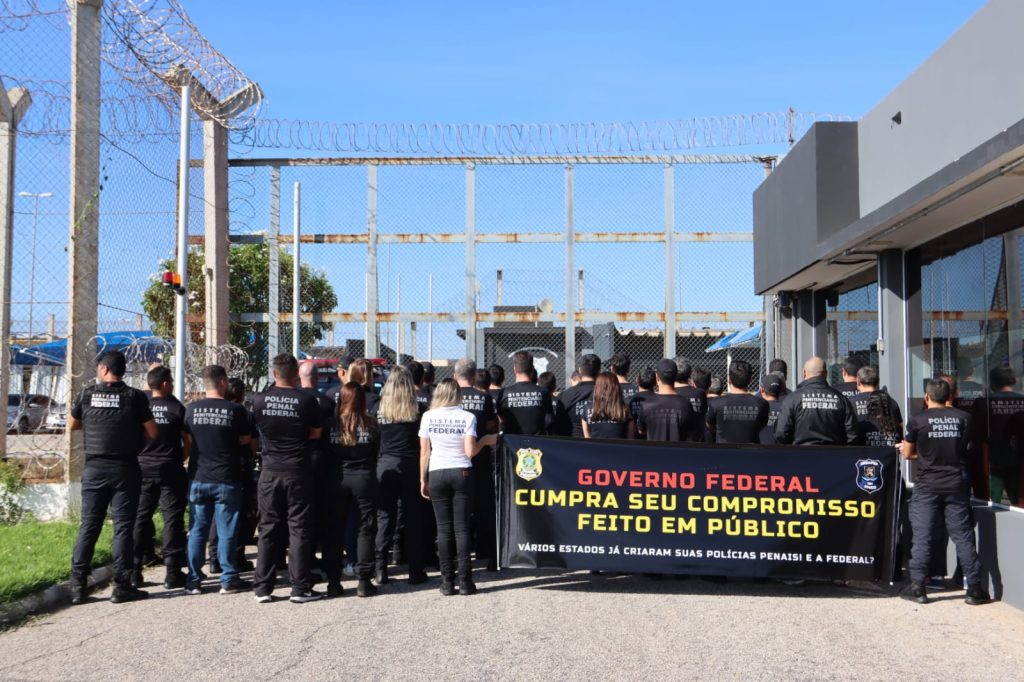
xmin=254 ymin=594 xmax=273 ymax=604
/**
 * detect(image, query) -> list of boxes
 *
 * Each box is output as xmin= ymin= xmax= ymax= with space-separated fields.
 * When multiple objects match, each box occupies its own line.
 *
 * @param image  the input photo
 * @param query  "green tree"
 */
xmin=141 ymin=244 xmax=338 ymax=375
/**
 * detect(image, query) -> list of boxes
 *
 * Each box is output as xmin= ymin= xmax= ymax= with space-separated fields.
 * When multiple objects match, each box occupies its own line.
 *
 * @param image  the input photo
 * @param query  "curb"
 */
xmin=0 ymin=565 xmax=114 ymax=628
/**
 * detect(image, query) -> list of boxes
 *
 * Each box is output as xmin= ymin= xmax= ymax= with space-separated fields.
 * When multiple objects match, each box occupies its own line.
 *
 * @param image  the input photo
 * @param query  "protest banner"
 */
xmin=498 ymin=436 xmax=900 ymax=581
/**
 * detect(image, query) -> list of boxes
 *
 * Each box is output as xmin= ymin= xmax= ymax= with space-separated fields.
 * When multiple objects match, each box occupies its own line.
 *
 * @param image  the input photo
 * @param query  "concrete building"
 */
xmin=754 ymin=0 xmax=1024 ymax=610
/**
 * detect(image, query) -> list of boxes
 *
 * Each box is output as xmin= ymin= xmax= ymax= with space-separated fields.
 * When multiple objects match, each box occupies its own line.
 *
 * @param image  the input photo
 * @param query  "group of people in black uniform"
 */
xmin=66 ymin=345 xmax=1020 ymax=606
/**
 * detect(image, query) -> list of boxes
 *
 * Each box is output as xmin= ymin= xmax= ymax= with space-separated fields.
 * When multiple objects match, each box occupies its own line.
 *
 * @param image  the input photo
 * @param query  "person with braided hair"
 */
xmin=850 ymin=366 xmax=903 ymax=447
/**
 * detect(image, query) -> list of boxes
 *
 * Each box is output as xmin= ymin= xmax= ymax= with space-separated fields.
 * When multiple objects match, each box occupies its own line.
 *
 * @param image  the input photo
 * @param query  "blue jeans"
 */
xmin=187 ymin=481 xmax=241 ymax=585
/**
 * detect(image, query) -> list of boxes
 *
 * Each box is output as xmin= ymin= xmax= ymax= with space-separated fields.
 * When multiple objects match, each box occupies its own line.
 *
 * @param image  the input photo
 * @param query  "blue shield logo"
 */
xmin=855 ymin=459 xmax=883 ymax=494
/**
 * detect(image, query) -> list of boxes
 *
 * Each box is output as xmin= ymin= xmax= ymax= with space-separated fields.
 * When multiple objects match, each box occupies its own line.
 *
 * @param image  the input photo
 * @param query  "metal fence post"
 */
xmin=0 ymin=80 xmax=31 ymax=466
xmin=268 ymin=166 xmax=280 ymax=373
xmin=663 ymin=163 xmax=676 ymax=359
xmin=65 ymin=0 xmax=103 ymax=509
xmin=564 ymin=164 xmax=575 ymax=383
xmin=366 ymin=163 xmax=380 ymax=358
xmin=465 ymin=163 xmax=477 ymax=361
xmin=291 ymin=181 xmax=301 ymax=356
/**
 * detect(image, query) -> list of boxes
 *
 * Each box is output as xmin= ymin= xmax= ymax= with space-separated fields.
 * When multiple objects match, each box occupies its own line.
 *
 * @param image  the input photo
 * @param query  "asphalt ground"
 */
xmin=0 ymin=561 xmax=1022 ymax=681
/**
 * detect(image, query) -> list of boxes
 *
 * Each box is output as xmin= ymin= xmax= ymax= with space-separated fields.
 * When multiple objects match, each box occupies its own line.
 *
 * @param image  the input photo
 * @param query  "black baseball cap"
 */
xmin=760 ymin=373 xmax=784 ymax=397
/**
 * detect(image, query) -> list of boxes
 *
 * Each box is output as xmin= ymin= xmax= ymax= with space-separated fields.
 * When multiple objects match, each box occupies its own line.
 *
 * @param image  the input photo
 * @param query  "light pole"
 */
xmin=18 ymin=191 xmax=52 ymax=343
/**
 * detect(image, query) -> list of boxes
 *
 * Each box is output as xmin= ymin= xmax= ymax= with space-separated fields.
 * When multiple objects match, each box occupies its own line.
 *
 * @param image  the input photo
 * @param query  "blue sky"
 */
xmin=4 ymin=0 xmax=991 ymax=359
xmin=187 ymin=1 xmax=986 ymax=123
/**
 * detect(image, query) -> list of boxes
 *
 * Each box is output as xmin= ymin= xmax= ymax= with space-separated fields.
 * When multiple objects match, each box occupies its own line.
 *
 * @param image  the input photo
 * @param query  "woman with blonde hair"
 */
xmin=374 ymin=366 xmax=429 ymax=585
xmin=419 ymin=378 xmax=496 ymax=596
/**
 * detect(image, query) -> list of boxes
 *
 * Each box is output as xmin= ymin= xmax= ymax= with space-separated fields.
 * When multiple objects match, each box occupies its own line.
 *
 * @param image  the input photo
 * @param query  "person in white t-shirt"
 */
xmin=419 ymin=378 xmax=497 ymax=596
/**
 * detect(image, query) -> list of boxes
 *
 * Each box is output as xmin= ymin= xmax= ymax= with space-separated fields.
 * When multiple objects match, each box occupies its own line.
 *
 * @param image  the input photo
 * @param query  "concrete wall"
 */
xmin=947 ymin=504 xmax=1024 ymax=611
xmin=753 ymin=122 xmax=859 ymax=293
xmin=858 ymin=0 xmax=1024 ymax=215
xmin=19 ymin=483 xmax=69 ymax=521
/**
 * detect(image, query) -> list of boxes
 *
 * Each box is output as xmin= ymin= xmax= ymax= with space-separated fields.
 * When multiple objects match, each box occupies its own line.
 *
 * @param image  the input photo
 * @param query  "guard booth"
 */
xmin=753 ymin=0 xmax=1024 ymax=610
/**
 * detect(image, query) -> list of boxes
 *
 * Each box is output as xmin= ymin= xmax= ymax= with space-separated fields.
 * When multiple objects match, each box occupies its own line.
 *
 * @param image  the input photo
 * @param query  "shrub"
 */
xmin=0 ymin=459 xmax=26 ymax=525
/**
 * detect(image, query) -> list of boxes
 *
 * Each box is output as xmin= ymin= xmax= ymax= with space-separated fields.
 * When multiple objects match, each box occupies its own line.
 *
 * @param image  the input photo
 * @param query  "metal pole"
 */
xmin=577 ymin=269 xmax=584 ymax=311
xmin=564 ymin=164 xmax=576 ymax=384
xmin=28 ymin=194 xmax=38 ymax=341
xmin=663 ymin=164 xmax=676 ymax=359
xmin=496 ymin=269 xmax=503 ymax=307
xmin=292 ymin=181 xmax=301 ymax=357
xmin=427 ymin=272 xmax=433 ymax=361
xmin=268 ymin=166 xmax=280 ymax=373
xmin=366 ymin=164 xmax=379 ymax=358
xmin=465 ymin=163 xmax=477 ymax=361
xmin=396 ymin=273 xmax=404 ymax=360
xmin=173 ymin=83 xmax=191 ymax=399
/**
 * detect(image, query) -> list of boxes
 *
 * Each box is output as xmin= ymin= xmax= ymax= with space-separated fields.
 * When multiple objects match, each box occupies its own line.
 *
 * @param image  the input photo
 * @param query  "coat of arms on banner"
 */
xmin=855 ymin=459 xmax=883 ymax=494
xmin=515 ymin=448 xmax=543 ymax=481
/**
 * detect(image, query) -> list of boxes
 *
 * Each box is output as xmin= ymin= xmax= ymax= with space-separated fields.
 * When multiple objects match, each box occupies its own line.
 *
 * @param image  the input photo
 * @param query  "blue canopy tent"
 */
xmin=705 ymin=324 xmax=763 ymax=370
xmin=11 ymin=331 xmax=166 ymax=366
xmin=704 ymin=331 xmax=739 ymax=353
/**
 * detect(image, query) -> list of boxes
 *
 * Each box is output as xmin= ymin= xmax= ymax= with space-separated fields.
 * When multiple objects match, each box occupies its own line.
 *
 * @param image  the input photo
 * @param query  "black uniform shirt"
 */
xmin=184 ymin=398 xmax=249 ymax=484
xmin=414 ymin=386 xmax=432 ymax=412
xmin=850 ymin=390 xmax=904 ymax=426
xmin=905 ymin=407 xmax=972 ymax=493
xmin=251 ymin=386 xmax=323 ymax=473
xmin=675 ymin=386 xmax=709 ymax=442
xmin=301 ymin=387 xmax=336 ymax=464
xmin=71 ymin=381 xmax=154 ymax=466
xmin=327 ymin=384 xmax=380 ymax=415
xmin=489 ymin=387 xmax=504 ymax=407
xmin=619 ymin=382 xmax=639 ymax=402
xmin=954 ymin=380 xmax=985 ymax=414
xmin=835 ymin=381 xmax=859 ymax=401
xmin=706 ymin=393 xmax=769 ymax=444
xmin=586 ymin=419 xmax=631 ymax=439
xmin=640 ymin=393 xmax=695 ymax=442
xmin=628 ymin=392 xmax=651 ymax=433
xmin=774 ymin=376 xmax=858 ymax=446
xmin=857 ymin=419 xmax=901 ymax=448
xmin=499 ymin=381 xmax=551 ymax=436
xmin=459 ymin=387 xmax=497 ymax=439
xmin=138 ymin=395 xmax=185 ymax=475
xmin=554 ymin=382 xmax=595 ymax=438
xmin=378 ymin=418 xmax=421 ymax=460
xmin=329 ymin=422 xmax=380 ymax=471
xmin=972 ymin=391 xmax=1024 ymax=468
xmin=759 ymin=400 xmax=783 ymax=444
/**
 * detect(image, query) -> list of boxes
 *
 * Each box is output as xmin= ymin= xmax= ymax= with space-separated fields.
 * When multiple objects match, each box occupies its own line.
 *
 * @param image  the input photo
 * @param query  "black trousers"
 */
xmin=375 ymin=455 xmax=427 ymax=576
xmin=908 ymin=485 xmax=982 ymax=587
xmin=471 ymin=448 xmax=496 ymax=566
xmin=323 ymin=468 xmax=378 ymax=583
xmin=71 ymin=463 xmax=141 ymax=588
xmin=209 ymin=467 xmax=256 ymax=565
xmin=254 ymin=470 xmax=315 ymax=596
xmin=133 ymin=465 xmax=187 ymax=571
xmin=428 ymin=467 xmax=474 ymax=581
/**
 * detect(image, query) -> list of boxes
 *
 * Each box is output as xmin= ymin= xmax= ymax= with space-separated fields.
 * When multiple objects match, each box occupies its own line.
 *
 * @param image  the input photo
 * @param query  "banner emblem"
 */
xmin=855 ymin=459 xmax=883 ymax=494
xmin=515 ymin=448 xmax=544 ymax=481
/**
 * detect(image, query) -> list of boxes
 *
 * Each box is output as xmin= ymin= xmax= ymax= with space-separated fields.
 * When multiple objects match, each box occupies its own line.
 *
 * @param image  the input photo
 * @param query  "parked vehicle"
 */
xmin=6 ymin=394 xmax=60 ymax=434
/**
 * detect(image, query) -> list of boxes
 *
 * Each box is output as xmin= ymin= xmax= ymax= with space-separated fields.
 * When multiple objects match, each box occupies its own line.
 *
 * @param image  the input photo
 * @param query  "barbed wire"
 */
xmin=240 ymin=112 xmax=853 ymax=155
xmin=101 ymin=0 xmax=263 ymax=131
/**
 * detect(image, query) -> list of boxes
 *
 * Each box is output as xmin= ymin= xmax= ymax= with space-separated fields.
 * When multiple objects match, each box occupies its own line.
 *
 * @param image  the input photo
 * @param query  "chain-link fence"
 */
xmin=228 ymin=158 xmax=769 ymax=390
xmin=1 ymin=1 xmax=260 ymax=482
